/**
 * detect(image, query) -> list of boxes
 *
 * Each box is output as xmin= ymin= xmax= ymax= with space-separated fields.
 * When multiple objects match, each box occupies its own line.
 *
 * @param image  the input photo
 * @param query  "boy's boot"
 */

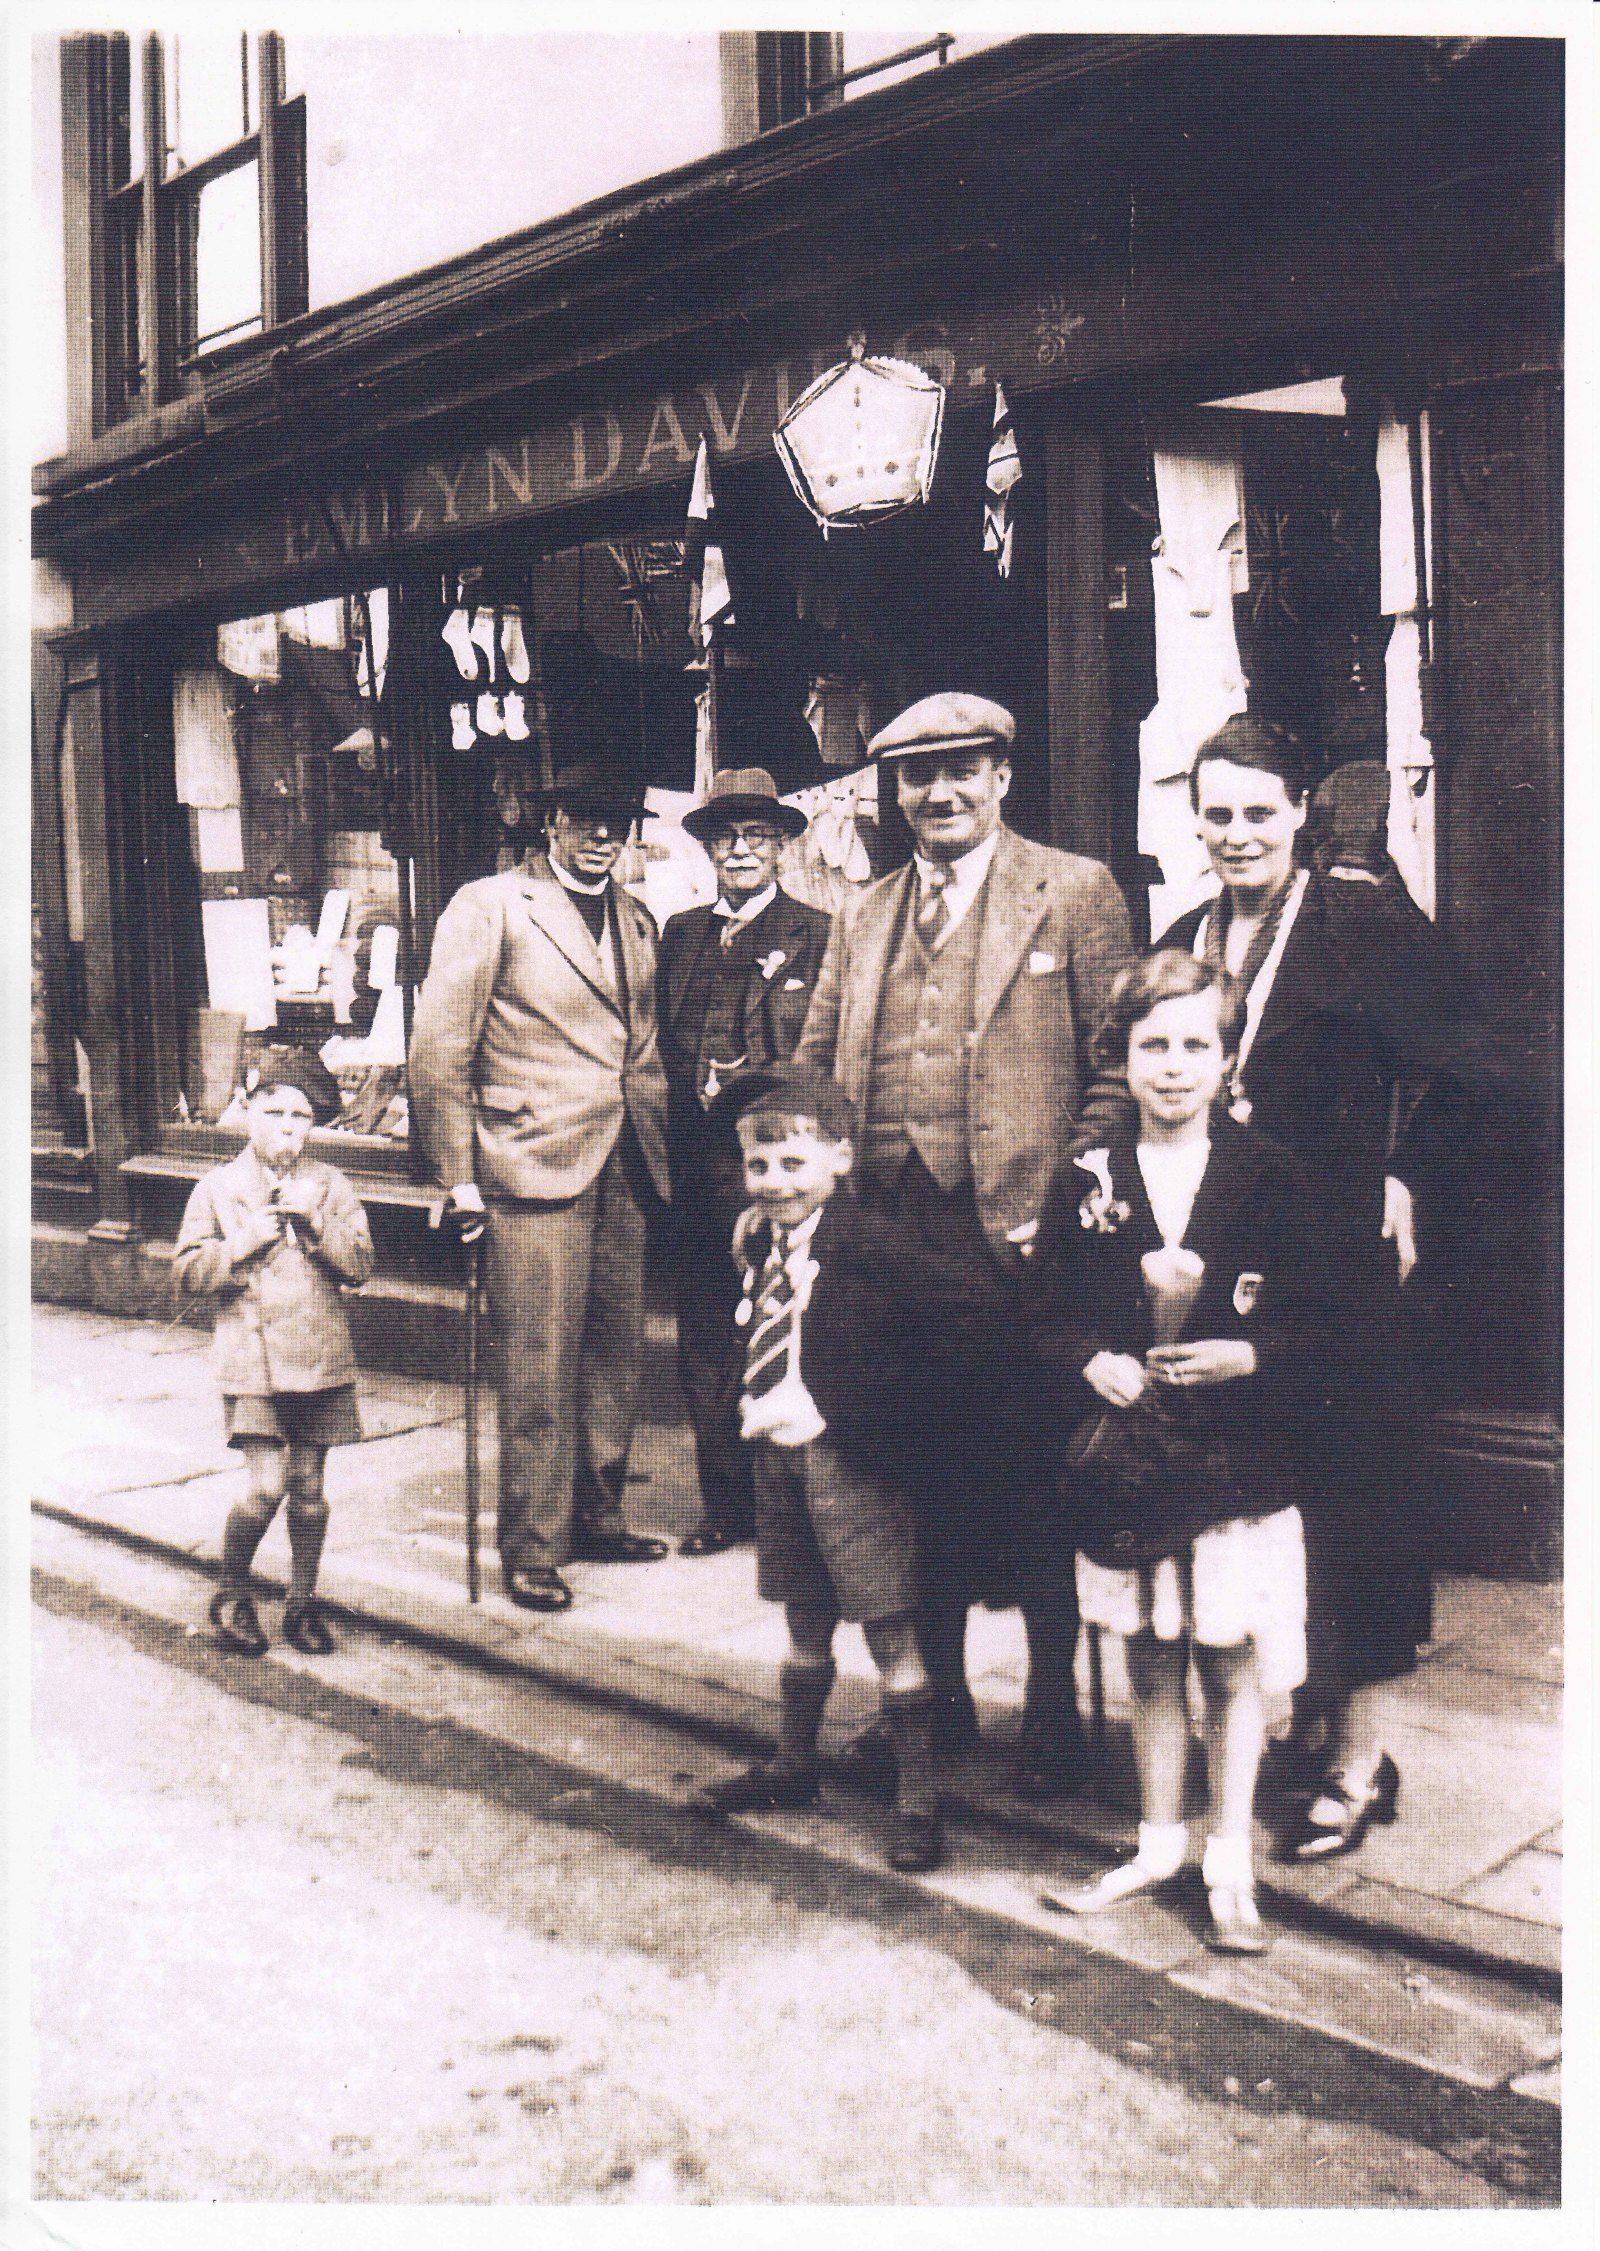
xmin=882 ymin=1686 xmax=943 ymax=1873
xmin=691 ymin=1659 xmax=833 ymax=1817
xmin=211 ymin=1499 xmax=275 ymax=1657
xmin=282 ymin=1493 xmax=337 ymax=1656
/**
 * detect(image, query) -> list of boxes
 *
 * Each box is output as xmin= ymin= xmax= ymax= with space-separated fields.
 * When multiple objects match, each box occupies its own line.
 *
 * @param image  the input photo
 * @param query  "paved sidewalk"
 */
xmin=30 ymin=1302 xmax=1563 ymax=1994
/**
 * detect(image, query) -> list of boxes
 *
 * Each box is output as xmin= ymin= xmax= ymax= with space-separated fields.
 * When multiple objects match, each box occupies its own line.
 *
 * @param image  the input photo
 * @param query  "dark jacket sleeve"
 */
xmin=1065 ymin=862 xmax=1136 ymax=1154
xmin=1019 ymin=1168 xmax=1120 ymax=1411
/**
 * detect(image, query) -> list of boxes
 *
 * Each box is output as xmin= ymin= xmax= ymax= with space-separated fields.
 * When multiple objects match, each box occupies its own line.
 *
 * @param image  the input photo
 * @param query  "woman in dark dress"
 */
xmin=1159 ymin=714 xmax=1469 ymax=1860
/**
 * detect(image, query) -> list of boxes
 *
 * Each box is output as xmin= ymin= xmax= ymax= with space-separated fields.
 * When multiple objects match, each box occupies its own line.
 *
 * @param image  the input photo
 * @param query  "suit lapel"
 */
xmin=517 ymin=860 xmax=624 ymax=1018
xmin=972 ymin=829 xmax=1050 ymax=1037
xmin=666 ymin=909 xmax=715 ymax=1029
xmin=839 ymin=866 xmax=913 ymax=1097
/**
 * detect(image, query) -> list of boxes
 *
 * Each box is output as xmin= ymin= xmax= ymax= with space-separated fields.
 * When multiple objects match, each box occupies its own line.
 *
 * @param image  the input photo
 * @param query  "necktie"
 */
xmin=915 ymin=863 xmax=953 ymax=950
xmin=741 ymin=1231 xmax=799 ymax=1407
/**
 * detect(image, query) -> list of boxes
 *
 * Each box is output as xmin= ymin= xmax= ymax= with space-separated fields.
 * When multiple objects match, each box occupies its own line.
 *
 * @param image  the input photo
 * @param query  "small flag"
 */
xmin=686 ymin=438 xmax=734 ymax=648
xmin=983 ymin=382 xmax=1021 ymax=579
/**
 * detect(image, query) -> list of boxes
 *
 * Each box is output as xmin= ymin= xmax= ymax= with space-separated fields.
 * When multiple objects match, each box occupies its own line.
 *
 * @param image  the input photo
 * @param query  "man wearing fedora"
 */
xmin=410 ymin=759 xmax=673 ymax=1613
xmin=659 ymin=767 xmax=833 ymax=1556
xmin=795 ymin=692 xmax=1134 ymax=1794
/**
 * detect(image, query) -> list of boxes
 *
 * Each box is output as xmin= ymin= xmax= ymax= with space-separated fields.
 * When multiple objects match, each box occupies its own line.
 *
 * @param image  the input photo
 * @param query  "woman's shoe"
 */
xmin=209 ymin=1589 xmax=269 ymax=1659
xmin=1206 ymin=1883 xmax=1271 ymax=1954
xmin=1288 ymin=1753 xmax=1400 ymax=1861
xmin=282 ymin=1598 xmax=337 ymax=1657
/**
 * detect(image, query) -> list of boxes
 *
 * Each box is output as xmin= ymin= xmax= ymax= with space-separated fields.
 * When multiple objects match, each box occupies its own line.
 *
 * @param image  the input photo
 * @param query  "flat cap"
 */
xmin=710 ymin=1065 xmax=858 ymax=1146
xmin=868 ymin=692 xmax=1016 ymax=762
xmin=245 ymin=1046 xmax=342 ymax=1126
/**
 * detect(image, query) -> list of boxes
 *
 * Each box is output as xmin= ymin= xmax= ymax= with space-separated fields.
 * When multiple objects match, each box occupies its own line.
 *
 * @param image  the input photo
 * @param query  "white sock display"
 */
xmin=470 ymin=607 xmax=498 ymax=681
xmin=450 ymin=702 xmax=475 ymax=751
xmin=502 ymin=691 xmax=530 ymax=742
xmin=500 ymin=610 xmax=532 ymax=684
xmin=476 ymin=691 xmax=505 ymax=739
xmin=441 ymin=608 xmax=478 ymax=682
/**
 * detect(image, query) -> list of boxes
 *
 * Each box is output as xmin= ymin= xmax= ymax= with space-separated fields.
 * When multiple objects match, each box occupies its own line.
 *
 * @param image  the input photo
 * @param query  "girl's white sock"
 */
xmin=1134 ymin=1821 xmax=1188 ymax=1877
xmin=1201 ymin=1832 xmax=1255 ymax=1891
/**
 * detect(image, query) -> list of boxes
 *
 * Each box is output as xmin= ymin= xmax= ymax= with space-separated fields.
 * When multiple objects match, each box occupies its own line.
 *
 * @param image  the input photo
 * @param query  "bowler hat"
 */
xmin=868 ymin=692 xmax=1015 ymax=762
xmin=709 ymin=1065 xmax=857 ymax=1147
xmin=683 ymin=767 xmax=807 ymax=845
xmin=544 ymin=758 xmax=644 ymax=820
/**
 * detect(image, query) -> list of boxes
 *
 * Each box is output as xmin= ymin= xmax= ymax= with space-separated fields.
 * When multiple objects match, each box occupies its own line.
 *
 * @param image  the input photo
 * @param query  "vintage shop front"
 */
xmin=32 ymin=35 xmax=1562 ymax=1573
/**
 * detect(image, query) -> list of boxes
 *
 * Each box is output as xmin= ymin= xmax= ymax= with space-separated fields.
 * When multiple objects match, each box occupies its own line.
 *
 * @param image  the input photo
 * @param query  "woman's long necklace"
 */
xmin=1203 ymin=873 xmax=1297 ymax=1123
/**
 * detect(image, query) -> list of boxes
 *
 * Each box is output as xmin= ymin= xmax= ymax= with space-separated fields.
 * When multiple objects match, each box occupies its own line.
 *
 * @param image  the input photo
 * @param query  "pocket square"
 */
xmin=782 ymin=976 xmax=806 ymax=991
xmin=1028 ymin=950 xmax=1058 ymax=975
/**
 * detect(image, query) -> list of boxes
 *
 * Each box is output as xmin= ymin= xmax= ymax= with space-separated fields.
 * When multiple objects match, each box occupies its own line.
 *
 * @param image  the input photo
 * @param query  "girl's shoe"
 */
xmin=282 ymin=1598 xmax=338 ymax=1657
xmin=1039 ymin=1856 xmax=1182 ymax=1917
xmin=209 ymin=1589 xmax=269 ymax=1659
xmin=1287 ymin=1753 xmax=1400 ymax=1862
xmin=1206 ymin=1883 xmax=1271 ymax=1954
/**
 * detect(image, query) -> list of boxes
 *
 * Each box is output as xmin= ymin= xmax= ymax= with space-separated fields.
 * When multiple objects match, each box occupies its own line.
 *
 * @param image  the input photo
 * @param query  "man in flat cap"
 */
xmin=410 ymin=758 xmax=672 ymax=1613
xmin=794 ymin=692 xmax=1133 ymax=1793
xmin=659 ymin=766 xmax=834 ymax=1555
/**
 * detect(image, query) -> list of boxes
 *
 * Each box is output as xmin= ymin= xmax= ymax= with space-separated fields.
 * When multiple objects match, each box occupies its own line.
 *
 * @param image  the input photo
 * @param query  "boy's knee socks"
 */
xmin=285 ymin=1493 xmax=330 ymax=1603
xmin=881 ymin=1685 xmax=939 ymax=1818
xmin=776 ymin=1658 xmax=836 ymax=1773
xmin=220 ymin=1493 xmax=281 ymax=1594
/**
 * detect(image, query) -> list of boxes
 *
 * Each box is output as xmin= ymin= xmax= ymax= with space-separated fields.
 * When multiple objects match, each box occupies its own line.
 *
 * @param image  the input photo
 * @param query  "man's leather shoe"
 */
xmin=885 ymin=1808 xmax=944 ymax=1874
xmin=679 ymin=1524 xmax=747 ymax=1558
xmin=835 ymin=1716 xmax=899 ymax=1797
xmin=570 ymin=1532 xmax=668 ymax=1565
xmin=690 ymin=1762 xmax=820 ymax=1818
xmin=505 ymin=1566 xmax=574 ymax=1613
xmin=209 ymin=1589 xmax=269 ymax=1659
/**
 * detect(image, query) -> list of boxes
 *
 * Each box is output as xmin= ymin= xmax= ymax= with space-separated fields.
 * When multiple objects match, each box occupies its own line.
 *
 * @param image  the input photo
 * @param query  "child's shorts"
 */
xmin=224 ymin=1386 xmax=363 ymax=1451
xmin=752 ymin=1436 xmax=919 ymax=1624
xmin=1076 ymin=1505 xmax=1308 ymax=1696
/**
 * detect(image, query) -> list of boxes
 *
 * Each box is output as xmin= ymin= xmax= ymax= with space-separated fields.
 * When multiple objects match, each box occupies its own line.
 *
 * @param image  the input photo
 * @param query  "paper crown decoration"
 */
xmin=773 ymin=338 xmax=945 ymax=533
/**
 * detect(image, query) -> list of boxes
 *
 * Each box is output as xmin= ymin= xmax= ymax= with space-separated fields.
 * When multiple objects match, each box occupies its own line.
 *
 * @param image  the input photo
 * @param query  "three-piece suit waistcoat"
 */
xmin=860 ymin=883 xmax=986 ymax=1194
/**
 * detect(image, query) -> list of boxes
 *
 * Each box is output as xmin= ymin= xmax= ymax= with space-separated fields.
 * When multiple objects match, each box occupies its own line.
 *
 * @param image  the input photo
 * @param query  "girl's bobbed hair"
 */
xmin=1188 ymin=711 xmax=1310 ymax=809
xmin=1090 ymin=948 xmax=1242 ymax=1075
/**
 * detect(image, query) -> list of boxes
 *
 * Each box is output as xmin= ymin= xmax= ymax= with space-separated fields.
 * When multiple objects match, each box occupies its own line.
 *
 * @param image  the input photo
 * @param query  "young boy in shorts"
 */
xmin=174 ymin=1048 xmax=374 ymax=1658
xmin=689 ymin=1068 xmax=1006 ymax=1874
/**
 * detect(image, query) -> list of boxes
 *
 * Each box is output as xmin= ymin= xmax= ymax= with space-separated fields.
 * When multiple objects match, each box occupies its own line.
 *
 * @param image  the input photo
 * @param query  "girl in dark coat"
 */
xmin=1028 ymin=952 xmax=1333 ymax=1951
xmin=1160 ymin=714 xmax=1470 ymax=1860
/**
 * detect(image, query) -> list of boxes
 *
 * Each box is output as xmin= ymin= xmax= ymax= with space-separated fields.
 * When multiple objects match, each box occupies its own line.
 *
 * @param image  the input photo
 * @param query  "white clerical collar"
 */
xmin=549 ymin=857 xmax=609 ymax=898
xmin=914 ymin=826 xmax=1000 ymax=898
xmin=714 ymin=884 xmax=777 ymax=926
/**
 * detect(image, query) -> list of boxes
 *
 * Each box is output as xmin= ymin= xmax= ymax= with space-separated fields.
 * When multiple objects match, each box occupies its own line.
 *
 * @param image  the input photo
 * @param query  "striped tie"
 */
xmin=915 ymin=863 xmax=953 ymax=950
xmin=741 ymin=1231 xmax=799 ymax=1407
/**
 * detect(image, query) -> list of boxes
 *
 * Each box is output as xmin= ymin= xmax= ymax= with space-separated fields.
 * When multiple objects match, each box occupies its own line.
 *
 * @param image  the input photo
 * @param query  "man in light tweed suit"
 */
xmin=794 ymin=693 xmax=1133 ymax=1796
xmin=410 ymin=759 xmax=672 ymax=1614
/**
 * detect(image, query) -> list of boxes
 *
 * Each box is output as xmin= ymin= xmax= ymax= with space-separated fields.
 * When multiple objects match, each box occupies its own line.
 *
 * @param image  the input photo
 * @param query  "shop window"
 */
xmin=1103 ymin=378 xmax=1438 ymax=940
xmin=165 ymin=591 xmax=410 ymax=1159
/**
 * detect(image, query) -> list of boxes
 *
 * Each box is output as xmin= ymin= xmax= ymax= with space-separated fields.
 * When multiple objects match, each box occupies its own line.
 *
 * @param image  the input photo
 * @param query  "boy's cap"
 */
xmin=710 ymin=1065 xmax=857 ymax=1146
xmin=244 ymin=1046 xmax=342 ymax=1126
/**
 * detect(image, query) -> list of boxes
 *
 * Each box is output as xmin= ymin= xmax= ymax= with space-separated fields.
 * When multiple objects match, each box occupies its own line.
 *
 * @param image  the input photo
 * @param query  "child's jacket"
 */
xmin=174 ymin=1148 xmax=374 ymax=1395
xmin=735 ymin=1190 xmax=1016 ymax=1489
xmin=1024 ymin=1114 xmax=1337 ymax=1545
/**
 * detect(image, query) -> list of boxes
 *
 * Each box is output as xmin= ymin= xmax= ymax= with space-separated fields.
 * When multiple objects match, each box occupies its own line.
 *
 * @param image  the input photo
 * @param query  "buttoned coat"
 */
xmin=792 ymin=826 xmax=1134 ymax=1265
xmin=409 ymin=856 xmax=671 ymax=1203
xmin=174 ymin=1148 xmax=374 ymax=1395
xmin=657 ymin=888 xmax=833 ymax=1172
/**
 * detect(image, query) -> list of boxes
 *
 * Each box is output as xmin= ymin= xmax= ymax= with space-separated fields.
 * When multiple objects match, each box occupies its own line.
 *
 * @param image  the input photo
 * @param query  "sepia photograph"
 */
xmin=18 ymin=6 xmax=1578 ymax=2228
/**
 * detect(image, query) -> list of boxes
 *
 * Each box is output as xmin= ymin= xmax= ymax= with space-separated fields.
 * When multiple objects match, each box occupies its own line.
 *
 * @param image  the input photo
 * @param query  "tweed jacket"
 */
xmin=657 ymin=887 xmax=832 ymax=1175
xmin=1024 ymin=1114 xmax=1337 ymax=1530
xmin=174 ymin=1148 xmax=374 ymax=1396
xmin=1159 ymin=869 xmax=1470 ymax=1258
xmin=793 ymin=826 xmax=1134 ymax=1265
xmin=409 ymin=855 xmax=671 ymax=1203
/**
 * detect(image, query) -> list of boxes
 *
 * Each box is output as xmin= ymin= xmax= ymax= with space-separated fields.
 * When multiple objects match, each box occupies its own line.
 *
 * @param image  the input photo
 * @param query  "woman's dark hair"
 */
xmin=1188 ymin=712 xmax=1310 ymax=810
xmin=1090 ymin=948 xmax=1243 ymax=1074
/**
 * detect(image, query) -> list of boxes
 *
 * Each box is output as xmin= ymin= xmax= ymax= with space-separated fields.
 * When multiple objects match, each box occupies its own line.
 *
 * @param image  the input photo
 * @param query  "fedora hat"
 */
xmin=683 ymin=767 xmax=807 ymax=845
xmin=543 ymin=758 xmax=644 ymax=820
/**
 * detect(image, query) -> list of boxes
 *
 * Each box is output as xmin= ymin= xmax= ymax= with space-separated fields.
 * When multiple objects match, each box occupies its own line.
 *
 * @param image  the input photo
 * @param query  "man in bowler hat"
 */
xmin=658 ymin=766 xmax=832 ymax=1554
xmin=795 ymin=692 xmax=1134 ymax=1792
xmin=410 ymin=759 xmax=672 ymax=1613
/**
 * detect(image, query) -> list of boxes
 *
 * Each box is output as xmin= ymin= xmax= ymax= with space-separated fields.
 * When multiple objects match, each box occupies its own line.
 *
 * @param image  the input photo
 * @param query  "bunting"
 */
xmin=983 ymin=382 xmax=1021 ymax=579
xmin=686 ymin=438 xmax=734 ymax=648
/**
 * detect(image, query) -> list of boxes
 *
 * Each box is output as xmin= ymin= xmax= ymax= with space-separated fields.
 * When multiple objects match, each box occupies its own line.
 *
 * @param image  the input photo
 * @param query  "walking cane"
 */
xmin=461 ymin=1233 xmax=483 ymax=1605
xmin=432 ymin=1201 xmax=483 ymax=1604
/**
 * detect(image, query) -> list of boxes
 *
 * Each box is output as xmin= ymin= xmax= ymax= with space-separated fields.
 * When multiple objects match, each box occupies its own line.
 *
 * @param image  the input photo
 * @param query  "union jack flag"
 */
xmin=606 ymin=538 xmax=684 ymax=649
